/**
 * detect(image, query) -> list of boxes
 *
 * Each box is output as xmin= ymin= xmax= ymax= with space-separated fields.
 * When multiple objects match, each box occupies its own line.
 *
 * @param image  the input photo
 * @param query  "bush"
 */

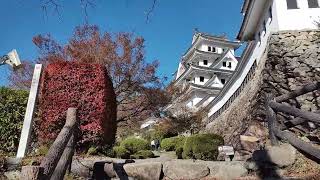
xmin=130 ymin=150 xmax=154 ymax=159
xmin=0 ymin=155 xmax=6 ymax=173
xmin=35 ymin=144 xmax=49 ymax=156
xmin=113 ymin=146 xmax=130 ymax=159
xmin=161 ymin=136 xmax=185 ymax=151
xmin=86 ymin=147 xmax=98 ymax=156
xmin=0 ymin=87 xmax=28 ymax=153
xmin=182 ymin=134 xmax=224 ymax=161
xmin=120 ymin=137 xmax=149 ymax=154
xmin=38 ymin=62 xmax=117 ymax=150
xmin=176 ymin=146 xmax=183 ymax=159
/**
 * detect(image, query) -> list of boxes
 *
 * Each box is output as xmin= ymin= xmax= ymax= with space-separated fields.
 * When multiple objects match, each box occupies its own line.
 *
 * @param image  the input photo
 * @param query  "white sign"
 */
xmin=16 ymin=64 xmax=42 ymax=158
xmin=218 ymin=146 xmax=234 ymax=156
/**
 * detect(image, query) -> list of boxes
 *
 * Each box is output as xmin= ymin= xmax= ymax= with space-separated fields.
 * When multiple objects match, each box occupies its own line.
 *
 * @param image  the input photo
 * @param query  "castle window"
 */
xmin=263 ymin=20 xmax=267 ymax=35
xmin=269 ymin=6 xmax=273 ymax=22
xmin=308 ymin=0 xmax=319 ymax=8
xmin=222 ymin=61 xmax=227 ymax=67
xmin=208 ymin=46 xmax=211 ymax=52
xmin=203 ymin=60 xmax=208 ymax=65
xmin=200 ymin=76 xmax=205 ymax=82
xmin=221 ymin=79 xmax=226 ymax=84
xmin=286 ymin=0 xmax=299 ymax=9
xmin=212 ymin=47 xmax=217 ymax=53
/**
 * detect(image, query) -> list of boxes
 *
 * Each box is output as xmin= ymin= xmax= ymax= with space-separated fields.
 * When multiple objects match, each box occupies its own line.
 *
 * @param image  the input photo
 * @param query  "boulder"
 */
xmin=163 ymin=160 xmax=209 ymax=180
xmin=4 ymin=170 xmax=20 ymax=180
xmin=252 ymin=143 xmax=296 ymax=167
xmin=206 ymin=161 xmax=248 ymax=180
xmin=123 ymin=162 xmax=162 ymax=180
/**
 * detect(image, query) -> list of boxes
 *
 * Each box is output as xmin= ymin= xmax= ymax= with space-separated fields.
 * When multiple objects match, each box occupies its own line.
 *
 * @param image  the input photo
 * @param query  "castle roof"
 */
xmin=174 ymin=64 xmax=233 ymax=85
xmin=237 ymin=0 xmax=273 ymax=41
xmin=183 ymin=32 xmax=241 ymax=61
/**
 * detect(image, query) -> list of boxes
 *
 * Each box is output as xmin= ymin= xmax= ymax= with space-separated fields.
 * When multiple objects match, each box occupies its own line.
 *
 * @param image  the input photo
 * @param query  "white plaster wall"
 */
xmin=187 ymin=94 xmax=206 ymax=108
xmin=211 ymin=77 xmax=224 ymax=88
xmin=199 ymin=44 xmax=223 ymax=54
xmin=203 ymin=96 xmax=215 ymax=107
xmin=275 ymin=0 xmax=320 ymax=31
xmin=214 ymin=52 xmax=238 ymax=71
xmin=198 ymin=59 xmax=214 ymax=67
xmin=207 ymin=0 xmax=320 ymax=118
xmin=194 ymin=75 xmax=210 ymax=85
xmin=207 ymin=1 xmax=278 ymax=117
xmin=251 ymin=1 xmax=280 ymax=64
xmin=176 ymin=62 xmax=185 ymax=80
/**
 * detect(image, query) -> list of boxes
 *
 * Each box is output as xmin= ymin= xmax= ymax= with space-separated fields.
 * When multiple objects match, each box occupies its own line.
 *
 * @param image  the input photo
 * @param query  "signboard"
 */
xmin=218 ymin=146 xmax=234 ymax=156
xmin=16 ymin=64 xmax=42 ymax=158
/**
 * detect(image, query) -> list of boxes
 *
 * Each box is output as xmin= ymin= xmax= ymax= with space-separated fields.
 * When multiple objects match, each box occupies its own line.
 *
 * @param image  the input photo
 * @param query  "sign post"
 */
xmin=17 ymin=64 xmax=42 ymax=158
xmin=218 ymin=146 xmax=235 ymax=161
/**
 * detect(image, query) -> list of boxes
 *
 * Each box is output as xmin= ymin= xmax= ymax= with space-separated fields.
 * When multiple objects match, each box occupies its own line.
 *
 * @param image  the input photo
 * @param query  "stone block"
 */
xmin=252 ymin=143 xmax=296 ymax=168
xmin=163 ymin=160 xmax=209 ymax=180
xmin=206 ymin=161 xmax=248 ymax=180
xmin=123 ymin=162 xmax=162 ymax=180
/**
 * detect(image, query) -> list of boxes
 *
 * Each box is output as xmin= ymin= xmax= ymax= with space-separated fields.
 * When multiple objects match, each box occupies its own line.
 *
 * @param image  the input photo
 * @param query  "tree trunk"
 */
xmin=265 ymin=94 xmax=279 ymax=146
xmin=281 ymin=117 xmax=306 ymax=130
xmin=269 ymin=101 xmax=320 ymax=124
xmin=20 ymin=166 xmax=44 ymax=180
xmin=273 ymin=128 xmax=320 ymax=161
xmin=40 ymin=108 xmax=77 ymax=179
xmin=275 ymin=82 xmax=320 ymax=102
xmin=50 ymin=134 xmax=75 ymax=180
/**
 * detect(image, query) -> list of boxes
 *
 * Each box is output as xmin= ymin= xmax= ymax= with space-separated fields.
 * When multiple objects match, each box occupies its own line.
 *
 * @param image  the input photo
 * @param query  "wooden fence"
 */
xmin=20 ymin=108 xmax=78 ymax=180
xmin=265 ymin=82 xmax=320 ymax=161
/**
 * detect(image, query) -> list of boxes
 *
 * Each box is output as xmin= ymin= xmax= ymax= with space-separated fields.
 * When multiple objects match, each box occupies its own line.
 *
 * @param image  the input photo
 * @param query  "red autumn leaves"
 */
xmin=38 ymin=61 xmax=117 ymax=149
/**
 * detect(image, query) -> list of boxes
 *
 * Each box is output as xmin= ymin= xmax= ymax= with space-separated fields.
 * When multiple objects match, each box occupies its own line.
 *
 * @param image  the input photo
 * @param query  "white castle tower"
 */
xmin=167 ymin=32 xmax=241 ymax=113
xmin=167 ymin=0 xmax=320 ymax=121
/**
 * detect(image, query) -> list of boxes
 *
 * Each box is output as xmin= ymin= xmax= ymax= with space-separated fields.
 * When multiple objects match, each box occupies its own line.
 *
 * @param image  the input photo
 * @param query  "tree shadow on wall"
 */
xmin=91 ymin=160 xmax=134 ymax=180
xmin=251 ymin=149 xmax=282 ymax=180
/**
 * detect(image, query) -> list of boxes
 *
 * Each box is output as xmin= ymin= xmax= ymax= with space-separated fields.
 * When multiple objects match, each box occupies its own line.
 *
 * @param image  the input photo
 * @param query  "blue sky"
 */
xmin=0 ymin=0 xmax=244 ymax=87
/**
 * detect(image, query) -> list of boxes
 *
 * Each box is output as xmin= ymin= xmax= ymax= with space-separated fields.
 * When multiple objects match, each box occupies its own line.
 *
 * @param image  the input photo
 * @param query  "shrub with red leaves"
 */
xmin=38 ymin=61 xmax=117 ymax=149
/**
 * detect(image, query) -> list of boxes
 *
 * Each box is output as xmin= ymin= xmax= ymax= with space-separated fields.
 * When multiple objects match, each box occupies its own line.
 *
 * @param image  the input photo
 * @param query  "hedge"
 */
xmin=113 ymin=146 xmax=130 ymax=159
xmin=161 ymin=136 xmax=185 ymax=151
xmin=38 ymin=61 xmax=117 ymax=150
xmin=0 ymin=87 xmax=28 ymax=153
xmin=182 ymin=134 xmax=224 ymax=161
xmin=120 ymin=137 xmax=150 ymax=154
xmin=130 ymin=150 xmax=154 ymax=159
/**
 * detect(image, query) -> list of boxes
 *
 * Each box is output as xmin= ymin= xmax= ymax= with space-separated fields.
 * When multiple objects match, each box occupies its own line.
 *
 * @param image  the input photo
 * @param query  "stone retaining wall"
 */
xmin=206 ymin=30 xmax=320 ymax=150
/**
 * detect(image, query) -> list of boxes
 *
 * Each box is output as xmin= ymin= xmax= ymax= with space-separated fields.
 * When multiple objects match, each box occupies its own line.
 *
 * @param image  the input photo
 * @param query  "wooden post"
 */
xmin=269 ymin=101 xmax=320 ymax=124
xmin=273 ymin=127 xmax=320 ymax=161
xmin=275 ymin=82 xmax=320 ymax=102
xmin=20 ymin=166 xmax=44 ymax=180
xmin=40 ymin=108 xmax=77 ymax=179
xmin=265 ymin=94 xmax=279 ymax=146
xmin=17 ymin=64 xmax=42 ymax=158
xmin=50 ymin=134 xmax=76 ymax=180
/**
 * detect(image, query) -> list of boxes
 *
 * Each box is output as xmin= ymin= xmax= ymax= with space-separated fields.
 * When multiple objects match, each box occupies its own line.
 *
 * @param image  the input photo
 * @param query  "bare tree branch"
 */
xmin=145 ymin=0 xmax=158 ymax=23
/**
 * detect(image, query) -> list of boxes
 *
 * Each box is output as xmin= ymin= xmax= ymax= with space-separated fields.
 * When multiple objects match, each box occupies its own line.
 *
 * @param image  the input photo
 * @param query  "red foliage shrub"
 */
xmin=38 ymin=61 xmax=117 ymax=149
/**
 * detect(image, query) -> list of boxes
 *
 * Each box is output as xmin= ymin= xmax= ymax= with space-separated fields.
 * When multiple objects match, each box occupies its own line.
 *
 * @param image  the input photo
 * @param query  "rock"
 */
xmin=104 ymin=163 xmax=117 ymax=178
xmin=123 ymin=162 xmax=162 ymax=180
xmin=206 ymin=161 xmax=248 ymax=180
xmin=163 ymin=160 xmax=209 ymax=179
xmin=5 ymin=157 xmax=22 ymax=171
xmin=4 ymin=170 xmax=20 ymax=180
xmin=252 ymin=143 xmax=296 ymax=167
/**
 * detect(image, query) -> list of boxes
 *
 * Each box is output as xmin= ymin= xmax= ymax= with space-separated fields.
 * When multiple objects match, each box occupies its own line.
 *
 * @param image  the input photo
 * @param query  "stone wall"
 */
xmin=205 ymin=30 xmax=320 ymax=150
